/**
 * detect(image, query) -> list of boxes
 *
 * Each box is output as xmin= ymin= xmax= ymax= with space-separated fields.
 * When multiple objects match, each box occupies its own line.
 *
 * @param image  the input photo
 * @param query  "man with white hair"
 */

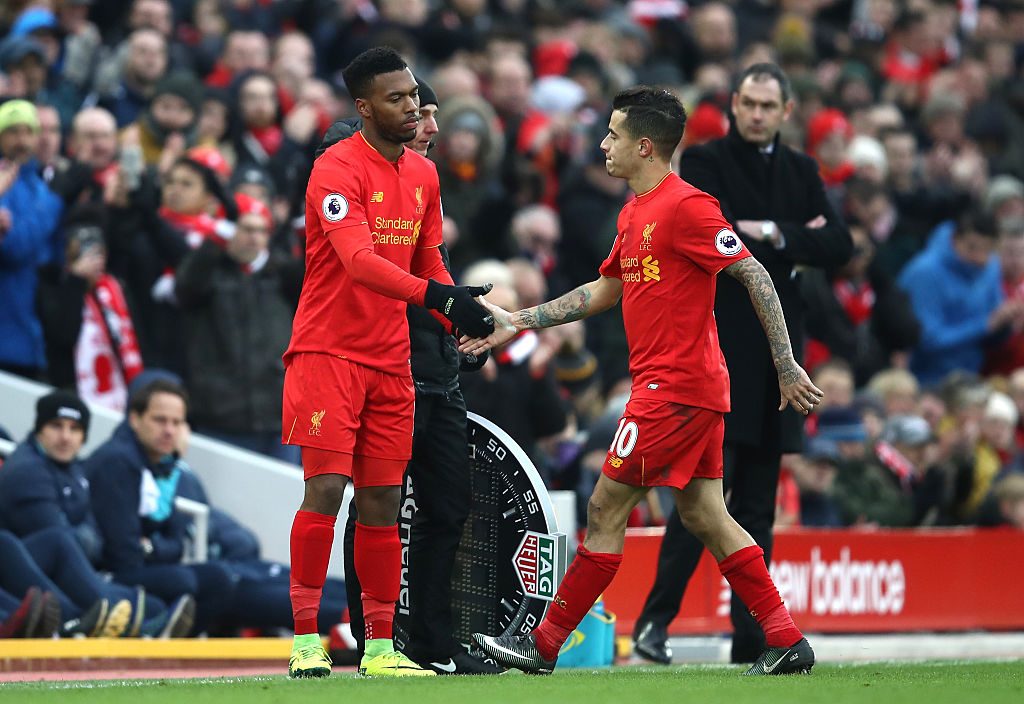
xmin=848 ymin=135 xmax=888 ymax=184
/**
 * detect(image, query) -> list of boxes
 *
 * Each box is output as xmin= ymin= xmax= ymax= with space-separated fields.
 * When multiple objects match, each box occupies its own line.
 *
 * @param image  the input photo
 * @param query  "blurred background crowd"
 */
xmin=2 ymin=0 xmax=1024 ymax=546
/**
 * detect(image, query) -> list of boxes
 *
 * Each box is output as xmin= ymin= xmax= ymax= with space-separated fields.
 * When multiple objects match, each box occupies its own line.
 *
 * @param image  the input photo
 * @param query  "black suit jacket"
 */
xmin=680 ymin=126 xmax=852 ymax=452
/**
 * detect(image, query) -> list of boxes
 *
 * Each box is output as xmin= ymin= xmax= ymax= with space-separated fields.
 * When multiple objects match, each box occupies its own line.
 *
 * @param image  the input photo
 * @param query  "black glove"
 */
xmin=424 ymin=280 xmax=495 ymax=339
xmin=460 ymin=349 xmax=490 ymax=372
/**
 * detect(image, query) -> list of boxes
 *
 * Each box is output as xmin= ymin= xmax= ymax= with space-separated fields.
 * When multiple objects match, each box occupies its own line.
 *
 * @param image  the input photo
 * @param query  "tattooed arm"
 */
xmin=458 ymin=276 xmax=622 ymax=355
xmin=723 ymin=256 xmax=824 ymax=414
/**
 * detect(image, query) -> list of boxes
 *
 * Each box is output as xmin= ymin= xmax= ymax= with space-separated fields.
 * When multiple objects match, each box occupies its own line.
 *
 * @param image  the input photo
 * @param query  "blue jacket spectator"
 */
xmin=0 ymin=100 xmax=63 ymax=378
xmin=0 ymin=390 xmax=191 ymax=636
xmin=83 ymin=377 xmax=235 ymax=633
xmin=898 ymin=211 xmax=1017 ymax=385
xmin=84 ymin=420 xmax=190 ymax=571
xmin=0 ymin=392 xmax=102 ymax=564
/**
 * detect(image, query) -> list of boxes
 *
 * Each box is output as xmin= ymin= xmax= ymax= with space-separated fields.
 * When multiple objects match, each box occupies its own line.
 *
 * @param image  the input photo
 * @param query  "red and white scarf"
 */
xmin=874 ymin=441 xmax=914 ymax=493
xmin=75 ymin=275 xmax=144 ymax=411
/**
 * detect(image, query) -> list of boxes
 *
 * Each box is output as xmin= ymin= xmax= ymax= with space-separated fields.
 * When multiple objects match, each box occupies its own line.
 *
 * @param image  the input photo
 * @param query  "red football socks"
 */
xmin=355 ymin=522 xmax=401 ymax=643
xmin=719 ymin=544 xmax=803 ymax=648
xmin=290 ymin=510 xmax=337 ymax=635
xmin=533 ymin=545 xmax=623 ymax=661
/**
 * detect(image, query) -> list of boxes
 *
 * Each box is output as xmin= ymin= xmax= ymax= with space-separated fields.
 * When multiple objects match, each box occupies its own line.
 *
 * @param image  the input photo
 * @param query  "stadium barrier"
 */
xmin=606 ymin=527 xmax=1024 ymax=635
xmin=0 ymin=372 xmax=578 ymax=579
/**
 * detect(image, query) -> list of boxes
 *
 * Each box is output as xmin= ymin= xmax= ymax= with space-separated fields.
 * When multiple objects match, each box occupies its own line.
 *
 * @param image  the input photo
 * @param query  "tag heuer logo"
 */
xmin=514 ymin=531 xmax=557 ymax=601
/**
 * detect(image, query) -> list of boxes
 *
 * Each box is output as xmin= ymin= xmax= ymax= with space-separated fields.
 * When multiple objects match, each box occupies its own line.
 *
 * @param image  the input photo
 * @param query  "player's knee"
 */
xmin=303 ymin=475 xmax=346 ymax=515
xmin=586 ymin=495 xmax=623 ymax=536
xmin=678 ymin=507 xmax=714 ymax=541
xmin=354 ymin=485 xmax=401 ymax=525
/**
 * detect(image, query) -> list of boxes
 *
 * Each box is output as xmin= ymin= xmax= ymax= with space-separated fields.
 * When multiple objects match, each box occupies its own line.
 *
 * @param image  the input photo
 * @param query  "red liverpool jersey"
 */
xmin=286 ymin=132 xmax=443 ymax=376
xmin=599 ymin=172 xmax=751 ymax=412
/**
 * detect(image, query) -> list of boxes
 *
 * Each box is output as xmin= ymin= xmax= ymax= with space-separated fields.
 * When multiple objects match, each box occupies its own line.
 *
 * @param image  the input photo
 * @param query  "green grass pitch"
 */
xmin=1 ymin=662 xmax=1021 ymax=704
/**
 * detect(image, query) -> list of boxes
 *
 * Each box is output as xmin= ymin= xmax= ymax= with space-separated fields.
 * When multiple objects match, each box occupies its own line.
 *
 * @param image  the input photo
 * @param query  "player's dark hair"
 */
xmin=129 ymin=378 xmax=190 ymax=416
xmin=735 ymin=62 xmax=792 ymax=104
xmin=611 ymin=86 xmax=687 ymax=160
xmin=342 ymin=47 xmax=409 ymax=100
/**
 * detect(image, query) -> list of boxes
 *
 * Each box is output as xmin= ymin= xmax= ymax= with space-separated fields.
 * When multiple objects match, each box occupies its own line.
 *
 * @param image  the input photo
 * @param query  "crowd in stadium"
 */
xmin=2 ymin=0 xmax=1024 ymax=637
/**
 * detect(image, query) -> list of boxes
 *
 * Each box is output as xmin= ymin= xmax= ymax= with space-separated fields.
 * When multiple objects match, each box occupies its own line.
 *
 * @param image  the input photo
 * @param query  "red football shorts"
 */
xmin=282 ymin=353 xmax=414 ymax=485
xmin=601 ymin=398 xmax=724 ymax=489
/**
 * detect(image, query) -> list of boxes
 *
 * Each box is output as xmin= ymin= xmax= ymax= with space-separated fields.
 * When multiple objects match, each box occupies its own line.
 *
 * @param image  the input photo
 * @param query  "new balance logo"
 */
xmin=371 ymin=191 xmax=384 ymax=203
xmin=642 ymin=255 xmax=660 ymax=282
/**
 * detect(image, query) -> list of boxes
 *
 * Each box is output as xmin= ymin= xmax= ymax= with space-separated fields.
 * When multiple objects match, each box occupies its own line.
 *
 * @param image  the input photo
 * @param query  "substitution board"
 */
xmin=394 ymin=412 xmax=568 ymax=649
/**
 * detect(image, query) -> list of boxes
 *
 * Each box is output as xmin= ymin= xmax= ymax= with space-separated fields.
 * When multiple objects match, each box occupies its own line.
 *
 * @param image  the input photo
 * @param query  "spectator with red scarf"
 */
xmin=105 ymin=150 xmax=236 ymax=375
xmin=802 ymin=220 xmax=920 ymax=385
xmin=38 ymin=205 xmax=143 ymax=411
xmin=806 ymin=107 xmax=855 ymax=209
xmin=230 ymin=71 xmax=322 ymax=204
xmin=204 ymin=31 xmax=270 ymax=89
xmin=880 ymin=9 xmax=951 ymax=110
xmin=48 ymin=107 xmax=120 ymax=210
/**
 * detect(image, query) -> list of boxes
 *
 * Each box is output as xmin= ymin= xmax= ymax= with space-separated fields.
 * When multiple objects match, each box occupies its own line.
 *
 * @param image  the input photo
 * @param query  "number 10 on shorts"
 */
xmin=609 ymin=418 xmax=639 ymax=459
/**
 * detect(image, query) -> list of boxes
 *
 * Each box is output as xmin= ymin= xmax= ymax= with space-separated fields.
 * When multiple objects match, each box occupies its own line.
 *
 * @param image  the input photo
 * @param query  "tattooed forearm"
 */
xmin=512 ymin=285 xmax=593 ymax=330
xmin=723 ymin=257 xmax=800 ymax=383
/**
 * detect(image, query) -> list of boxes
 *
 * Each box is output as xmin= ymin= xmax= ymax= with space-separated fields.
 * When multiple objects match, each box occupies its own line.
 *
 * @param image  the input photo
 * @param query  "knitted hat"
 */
xmin=806 ymin=108 xmax=852 ymax=155
xmin=235 ymin=192 xmax=272 ymax=229
xmin=881 ymin=415 xmax=935 ymax=447
xmin=0 ymin=99 xmax=40 ymax=134
xmin=414 ymin=75 xmax=437 ymax=108
xmin=816 ymin=406 xmax=866 ymax=443
xmin=34 ymin=391 xmax=90 ymax=438
xmin=186 ymin=145 xmax=231 ymax=180
xmin=684 ymin=102 xmax=729 ymax=147
xmin=0 ymin=36 xmax=46 ymax=70
xmin=152 ymin=71 xmax=203 ymax=114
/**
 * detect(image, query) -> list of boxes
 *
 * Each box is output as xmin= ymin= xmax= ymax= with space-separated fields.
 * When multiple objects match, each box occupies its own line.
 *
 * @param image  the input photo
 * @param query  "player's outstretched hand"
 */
xmin=458 ymin=298 xmax=517 ymax=355
xmin=777 ymin=360 xmax=824 ymax=415
xmin=424 ymin=280 xmax=495 ymax=339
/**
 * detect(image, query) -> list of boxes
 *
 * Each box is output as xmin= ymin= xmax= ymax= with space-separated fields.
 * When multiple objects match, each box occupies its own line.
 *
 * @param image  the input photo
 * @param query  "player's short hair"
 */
xmin=129 ymin=378 xmax=189 ymax=416
xmin=611 ymin=86 xmax=687 ymax=160
xmin=342 ymin=47 xmax=409 ymax=100
xmin=735 ymin=62 xmax=792 ymax=104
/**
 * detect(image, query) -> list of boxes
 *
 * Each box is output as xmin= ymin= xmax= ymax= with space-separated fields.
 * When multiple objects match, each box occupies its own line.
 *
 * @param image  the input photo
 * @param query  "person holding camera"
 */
xmin=37 ymin=204 xmax=144 ymax=411
xmin=104 ymin=146 xmax=238 ymax=376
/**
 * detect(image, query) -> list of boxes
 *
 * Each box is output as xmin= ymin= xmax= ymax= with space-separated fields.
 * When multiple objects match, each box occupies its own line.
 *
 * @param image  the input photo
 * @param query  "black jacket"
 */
xmin=0 ymin=437 xmax=103 ymax=564
xmin=36 ymin=265 xmax=88 ymax=389
xmin=801 ymin=261 xmax=920 ymax=386
xmin=317 ymin=118 xmax=461 ymax=393
xmin=176 ymin=239 xmax=302 ymax=432
xmin=104 ymin=173 xmax=192 ymax=375
xmin=680 ymin=126 xmax=853 ymax=452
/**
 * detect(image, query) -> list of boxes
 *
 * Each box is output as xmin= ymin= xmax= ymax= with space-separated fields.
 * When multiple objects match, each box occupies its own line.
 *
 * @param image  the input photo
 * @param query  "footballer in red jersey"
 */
xmin=462 ymin=87 xmax=822 ymax=677
xmin=283 ymin=48 xmax=493 ymax=680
